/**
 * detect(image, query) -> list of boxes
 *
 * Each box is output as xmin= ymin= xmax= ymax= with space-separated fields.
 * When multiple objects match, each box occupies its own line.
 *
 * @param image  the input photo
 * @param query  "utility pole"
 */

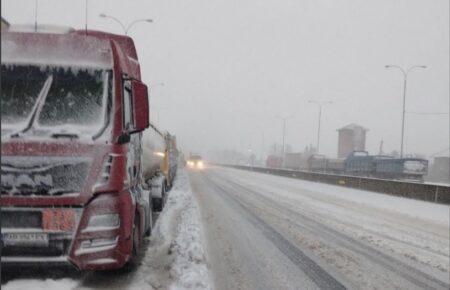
xmin=282 ymin=118 xmax=286 ymax=156
xmin=85 ymin=0 xmax=88 ymax=33
xmin=379 ymin=140 xmax=384 ymax=155
xmin=308 ymin=100 xmax=332 ymax=154
xmin=34 ymin=0 xmax=38 ymax=32
xmin=385 ymin=65 xmax=427 ymax=158
xmin=276 ymin=114 xmax=294 ymax=166
xmin=276 ymin=115 xmax=293 ymax=156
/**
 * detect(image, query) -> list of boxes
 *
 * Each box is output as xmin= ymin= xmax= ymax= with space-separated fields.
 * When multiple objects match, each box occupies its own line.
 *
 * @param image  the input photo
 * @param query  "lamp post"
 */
xmin=276 ymin=114 xmax=294 ymax=158
xmin=385 ymin=65 xmax=427 ymax=158
xmin=308 ymin=100 xmax=332 ymax=154
xmin=99 ymin=14 xmax=153 ymax=35
xmin=34 ymin=0 xmax=38 ymax=32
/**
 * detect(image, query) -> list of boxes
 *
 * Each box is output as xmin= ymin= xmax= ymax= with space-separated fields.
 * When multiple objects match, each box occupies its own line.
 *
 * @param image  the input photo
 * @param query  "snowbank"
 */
xmin=3 ymin=278 xmax=79 ymax=290
xmin=128 ymin=169 xmax=212 ymax=290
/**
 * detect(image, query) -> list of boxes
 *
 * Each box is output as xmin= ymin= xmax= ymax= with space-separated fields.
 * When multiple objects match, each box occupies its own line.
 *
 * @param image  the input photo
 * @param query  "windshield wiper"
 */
xmin=10 ymin=76 xmax=53 ymax=138
xmin=48 ymin=188 xmax=77 ymax=196
xmin=50 ymin=133 xmax=79 ymax=139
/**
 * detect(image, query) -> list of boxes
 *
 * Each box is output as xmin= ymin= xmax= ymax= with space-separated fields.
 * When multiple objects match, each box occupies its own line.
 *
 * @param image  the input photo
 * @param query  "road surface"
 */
xmin=2 ymin=167 xmax=448 ymax=290
xmin=190 ymin=166 xmax=449 ymax=290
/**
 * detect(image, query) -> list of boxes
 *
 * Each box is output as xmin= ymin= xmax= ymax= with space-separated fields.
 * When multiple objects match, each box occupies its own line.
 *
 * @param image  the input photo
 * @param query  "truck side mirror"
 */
xmin=131 ymin=81 xmax=150 ymax=133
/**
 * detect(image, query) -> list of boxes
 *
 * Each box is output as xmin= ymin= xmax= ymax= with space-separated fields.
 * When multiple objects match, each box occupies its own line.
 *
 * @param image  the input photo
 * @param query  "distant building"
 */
xmin=337 ymin=123 xmax=368 ymax=158
xmin=1 ymin=17 xmax=10 ymax=31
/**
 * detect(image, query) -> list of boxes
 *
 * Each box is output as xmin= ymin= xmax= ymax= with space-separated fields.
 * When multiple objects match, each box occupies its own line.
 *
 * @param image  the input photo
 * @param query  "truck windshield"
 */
xmin=1 ymin=64 xmax=111 ymax=138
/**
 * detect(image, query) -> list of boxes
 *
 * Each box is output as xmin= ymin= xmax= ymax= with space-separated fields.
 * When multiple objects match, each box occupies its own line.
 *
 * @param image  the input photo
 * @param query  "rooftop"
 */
xmin=337 ymin=123 xmax=368 ymax=131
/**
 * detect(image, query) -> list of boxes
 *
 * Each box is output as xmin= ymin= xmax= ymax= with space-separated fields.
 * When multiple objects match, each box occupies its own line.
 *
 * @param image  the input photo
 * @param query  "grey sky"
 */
xmin=2 ymin=0 xmax=449 ymax=159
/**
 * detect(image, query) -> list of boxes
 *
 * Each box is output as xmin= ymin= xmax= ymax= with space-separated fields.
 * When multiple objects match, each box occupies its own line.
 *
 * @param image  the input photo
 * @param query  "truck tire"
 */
xmin=125 ymin=215 xmax=142 ymax=270
xmin=152 ymin=184 xmax=166 ymax=212
xmin=145 ymin=202 xmax=153 ymax=237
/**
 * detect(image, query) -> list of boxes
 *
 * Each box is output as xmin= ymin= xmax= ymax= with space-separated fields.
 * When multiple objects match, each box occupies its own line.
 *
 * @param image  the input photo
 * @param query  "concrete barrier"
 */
xmin=220 ymin=165 xmax=450 ymax=205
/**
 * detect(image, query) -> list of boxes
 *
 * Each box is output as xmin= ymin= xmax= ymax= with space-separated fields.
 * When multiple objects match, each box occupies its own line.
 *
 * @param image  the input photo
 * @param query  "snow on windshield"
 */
xmin=1 ymin=33 xmax=113 ymax=69
xmin=1 ymin=64 xmax=111 ymax=137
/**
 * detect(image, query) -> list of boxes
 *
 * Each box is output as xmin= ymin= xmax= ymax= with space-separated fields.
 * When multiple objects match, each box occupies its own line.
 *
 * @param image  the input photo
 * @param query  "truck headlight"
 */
xmin=83 ymin=213 xmax=120 ymax=232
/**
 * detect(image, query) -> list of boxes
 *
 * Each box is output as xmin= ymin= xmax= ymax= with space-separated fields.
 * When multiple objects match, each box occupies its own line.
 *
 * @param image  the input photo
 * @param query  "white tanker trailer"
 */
xmin=142 ymin=123 xmax=169 ymax=211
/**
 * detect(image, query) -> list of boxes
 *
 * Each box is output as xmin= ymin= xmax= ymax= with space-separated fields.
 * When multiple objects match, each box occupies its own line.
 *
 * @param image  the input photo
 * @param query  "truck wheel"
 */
xmin=153 ymin=198 xmax=162 ymax=212
xmin=125 ymin=216 xmax=141 ymax=270
xmin=152 ymin=182 xmax=166 ymax=212
xmin=145 ymin=206 xmax=153 ymax=237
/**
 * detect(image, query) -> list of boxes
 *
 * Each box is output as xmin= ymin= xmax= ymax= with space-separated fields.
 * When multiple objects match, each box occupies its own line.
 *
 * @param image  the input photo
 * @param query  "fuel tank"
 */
xmin=142 ymin=124 xmax=166 ymax=181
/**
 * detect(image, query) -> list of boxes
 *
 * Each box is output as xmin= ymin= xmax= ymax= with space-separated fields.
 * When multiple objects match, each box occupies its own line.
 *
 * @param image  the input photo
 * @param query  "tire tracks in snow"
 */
xmin=210 ymin=171 xmax=449 ymax=290
xmin=221 ymin=169 xmax=449 ymax=264
xmin=223 ymin=168 xmax=448 ymax=242
xmin=201 ymin=172 xmax=347 ymax=290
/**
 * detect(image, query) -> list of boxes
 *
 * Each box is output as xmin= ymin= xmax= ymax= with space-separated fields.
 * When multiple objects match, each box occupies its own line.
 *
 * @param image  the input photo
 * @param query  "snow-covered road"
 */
xmin=2 ymin=166 xmax=449 ymax=290
xmin=190 ymin=166 xmax=449 ymax=290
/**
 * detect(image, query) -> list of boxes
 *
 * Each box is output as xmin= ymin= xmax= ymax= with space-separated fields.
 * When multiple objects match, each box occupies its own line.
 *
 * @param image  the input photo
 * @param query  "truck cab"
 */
xmin=1 ymin=27 xmax=152 ymax=270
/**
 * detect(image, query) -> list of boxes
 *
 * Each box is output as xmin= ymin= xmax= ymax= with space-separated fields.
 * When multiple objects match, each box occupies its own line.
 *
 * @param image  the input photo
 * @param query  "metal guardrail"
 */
xmin=220 ymin=165 xmax=450 ymax=205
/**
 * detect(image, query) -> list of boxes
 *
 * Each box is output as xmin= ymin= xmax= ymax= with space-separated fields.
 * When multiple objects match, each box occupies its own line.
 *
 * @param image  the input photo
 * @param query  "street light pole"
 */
xmin=85 ymin=0 xmax=88 ymax=33
xmin=125 ymin=18 xmax=153 ymax=35
xmin=99 ymin=14 xmax=153 ymax=35
xmin=308 ymin=100 xmax=332 ymax=154
xmin=317 ymin=105 xmax=322 ymax=152
xmin=385 ymin=65 xmax=427 ymax=158
xmin=34 ymin=0 xmax=38 ymax=32
xmin=282 ymin=118 xmax=286 ymax=156
xmin=276 ymin=114 xmax=293 ymax=159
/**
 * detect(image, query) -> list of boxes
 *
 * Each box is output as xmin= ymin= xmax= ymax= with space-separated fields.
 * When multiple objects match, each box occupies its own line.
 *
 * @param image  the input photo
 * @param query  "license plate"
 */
xmin=42 ymin=209 xmax=76 ymax=232
xmin=2 ymin=232 xmax=49 ymax=247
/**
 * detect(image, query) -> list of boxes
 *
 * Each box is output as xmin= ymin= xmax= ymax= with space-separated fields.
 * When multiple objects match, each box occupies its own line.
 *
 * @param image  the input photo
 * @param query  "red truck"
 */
xmin=1 ymin=27 xmax=156 ymax=270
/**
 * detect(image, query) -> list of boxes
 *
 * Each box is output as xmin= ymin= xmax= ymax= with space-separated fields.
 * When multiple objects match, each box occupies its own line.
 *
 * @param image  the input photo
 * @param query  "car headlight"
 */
xmin=197 ymin=161 xmax=204 ymax=168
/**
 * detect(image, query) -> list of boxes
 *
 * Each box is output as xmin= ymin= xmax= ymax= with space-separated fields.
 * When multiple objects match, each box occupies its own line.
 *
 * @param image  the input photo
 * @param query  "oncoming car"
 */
xmin=187 ymin=155 xmax=204 ymax=169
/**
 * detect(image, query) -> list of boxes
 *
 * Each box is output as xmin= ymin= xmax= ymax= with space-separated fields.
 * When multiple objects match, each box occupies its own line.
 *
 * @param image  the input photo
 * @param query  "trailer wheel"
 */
xmin=145 ymin=203 xmax=153 ymax=237
xmin=152 ymin=183 xmax=166 ymax=212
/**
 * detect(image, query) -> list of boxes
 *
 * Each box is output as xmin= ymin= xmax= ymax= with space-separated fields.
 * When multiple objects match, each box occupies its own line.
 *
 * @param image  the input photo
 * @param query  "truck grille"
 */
xmin=1 ymin=207 xmax=82 ymax=259
xmin=1 ymin=210 xmax=42 ymax=228
xmin=1 ymin=156 xmax=91 ymax=196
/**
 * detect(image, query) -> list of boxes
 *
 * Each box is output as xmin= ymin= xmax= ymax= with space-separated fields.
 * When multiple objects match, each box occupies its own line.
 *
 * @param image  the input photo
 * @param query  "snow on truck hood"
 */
xmin=1 ymin=31 xmax=113 ymax=69
xmin=1 ymin=140 xmax=112 ymax=203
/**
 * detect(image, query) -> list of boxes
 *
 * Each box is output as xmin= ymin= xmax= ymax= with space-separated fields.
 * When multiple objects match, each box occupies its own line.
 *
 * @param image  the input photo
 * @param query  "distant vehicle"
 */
xmin=307 ymin=154 xmax=328 ymax=171
xmin=1 ymin=27 xmax=162 ymax=271
xmin=187 ymin=154 xmax=204 ymax=169
xmin=375 ymin=157 xmax=429 ymax=181
xmin=306 ymin=151 xmax=428 ymax=181
xmin=266 ymin=155 xmax=283 ymax=168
